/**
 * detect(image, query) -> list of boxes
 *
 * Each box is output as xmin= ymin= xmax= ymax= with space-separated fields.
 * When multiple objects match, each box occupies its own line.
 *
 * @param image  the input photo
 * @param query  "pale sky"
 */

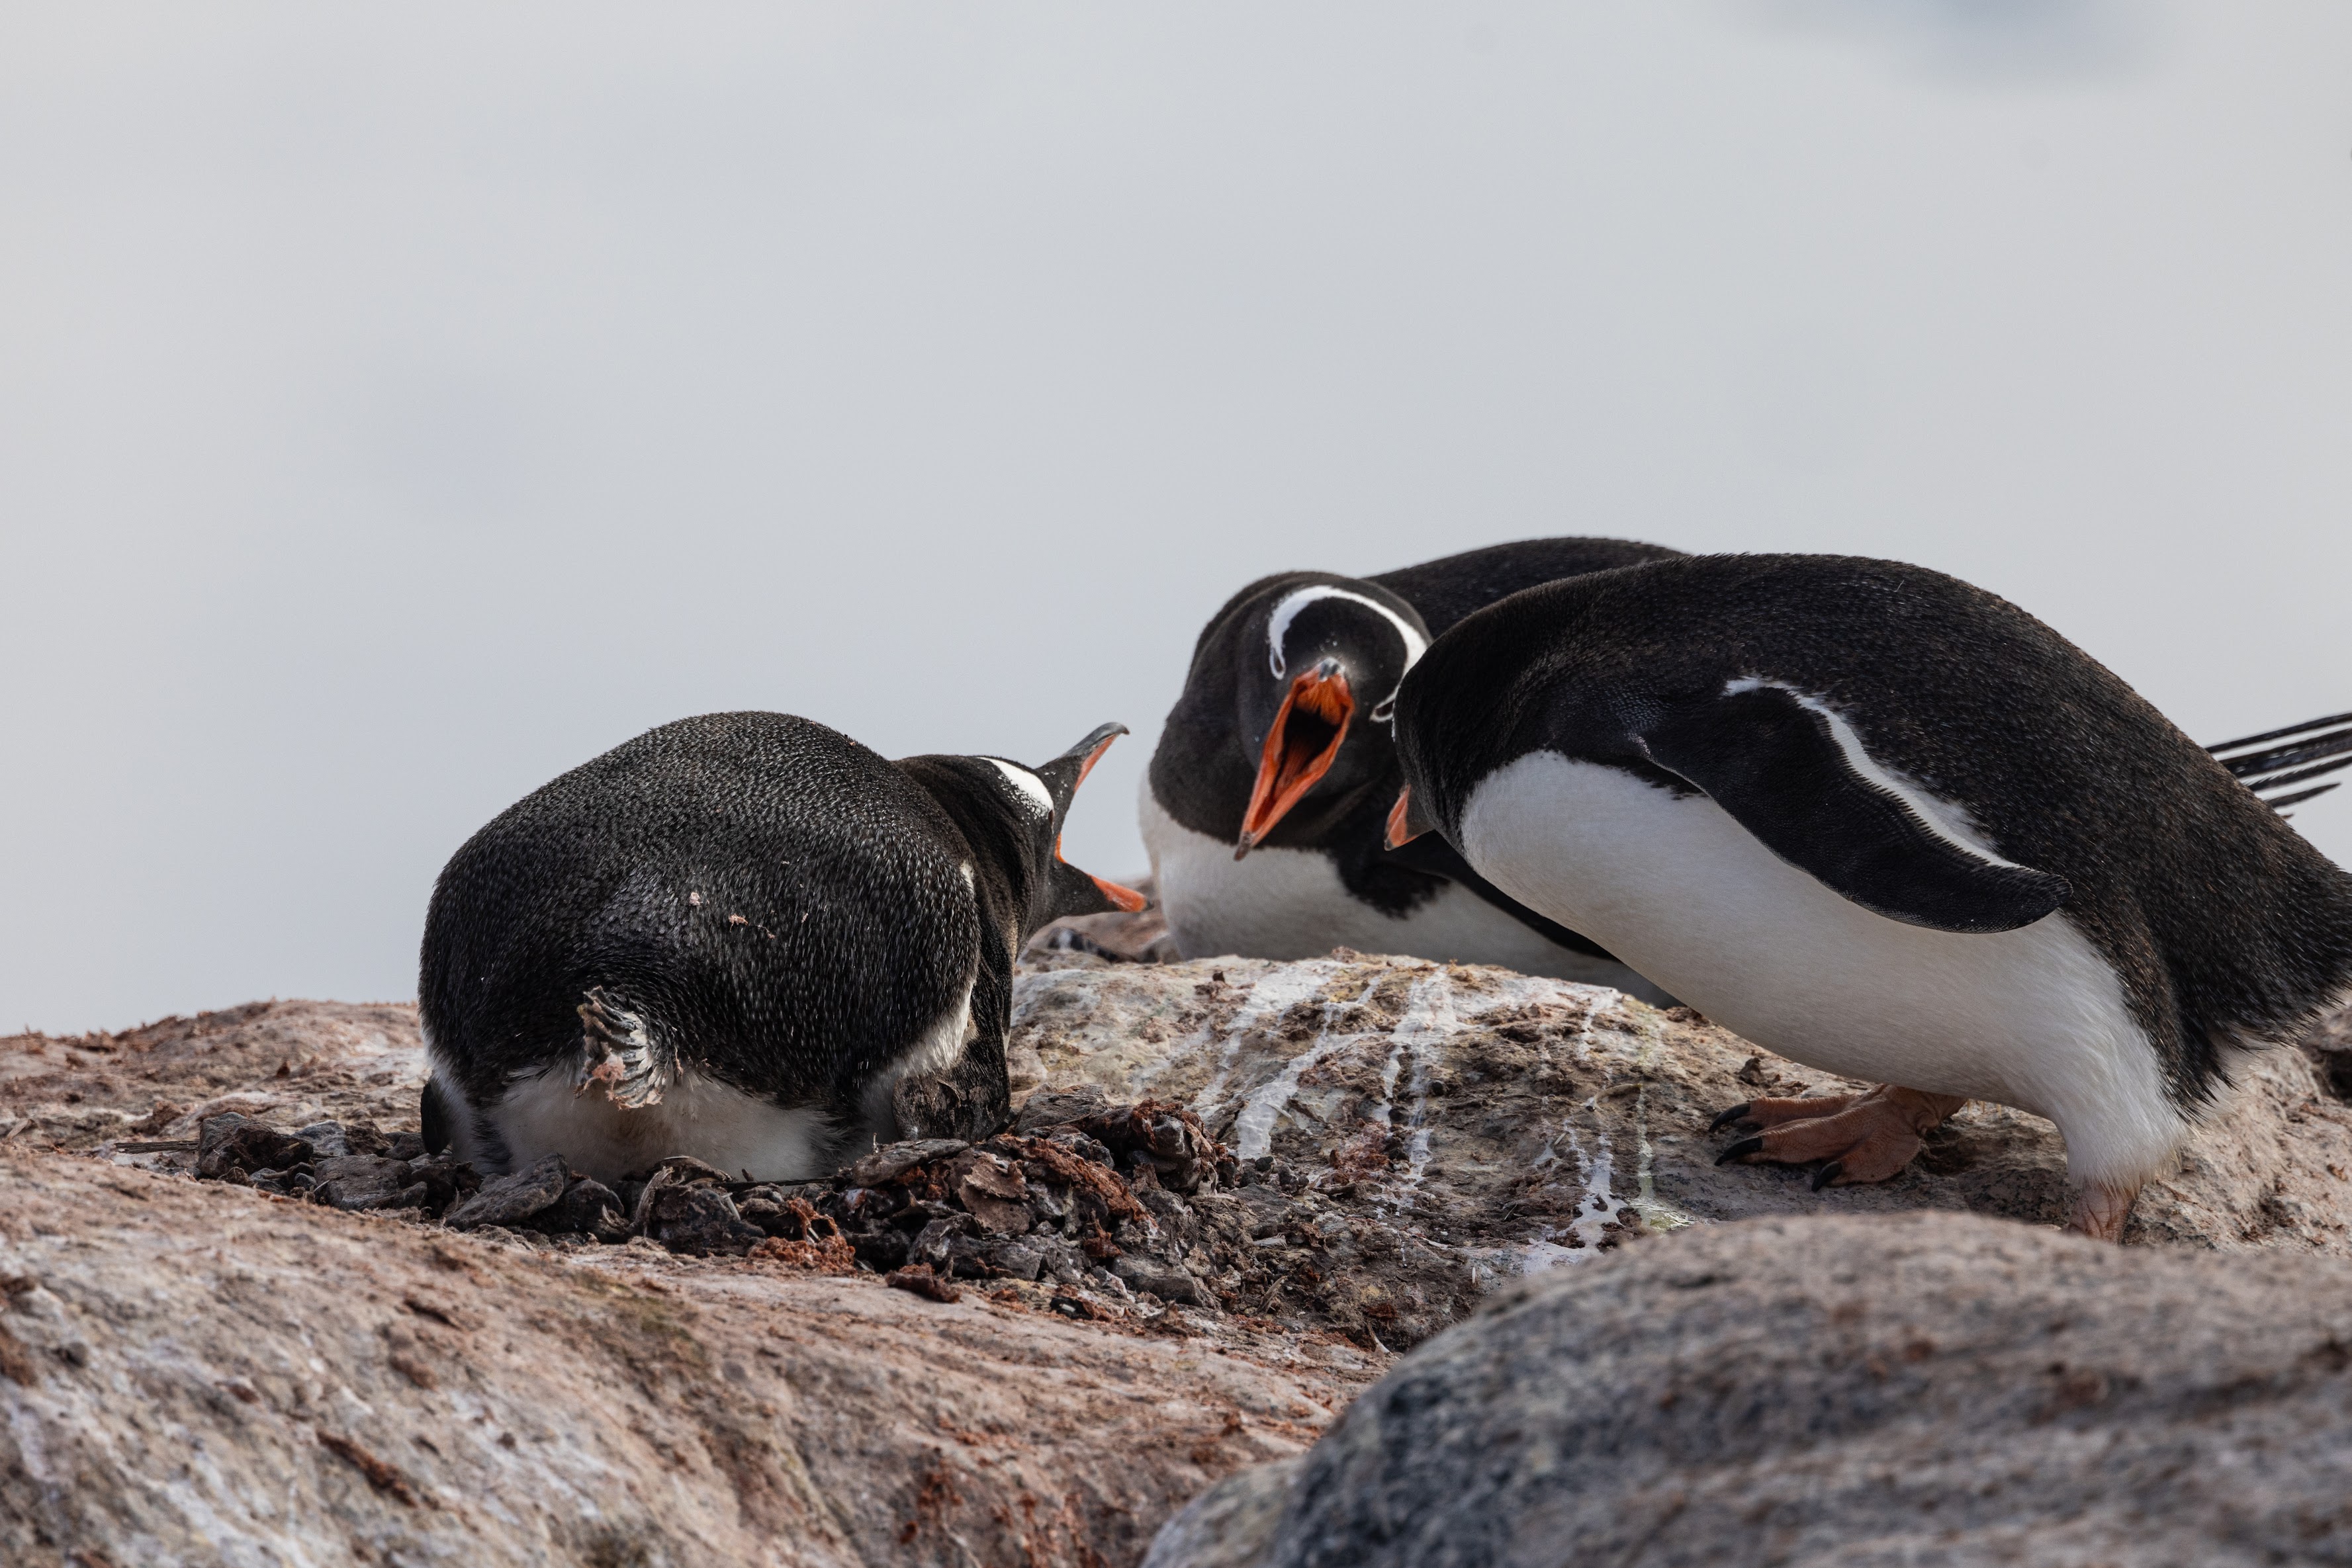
xmin=3 ymin=3 xmax=2348 ymax=1033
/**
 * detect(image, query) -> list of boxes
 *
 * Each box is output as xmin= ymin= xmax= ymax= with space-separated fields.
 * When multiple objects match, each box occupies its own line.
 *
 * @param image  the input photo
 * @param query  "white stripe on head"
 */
xmin=1264 ymin=586 xmax=1429 ymax=688
xmin=983 ymin=758 xmax=1056 ymax=817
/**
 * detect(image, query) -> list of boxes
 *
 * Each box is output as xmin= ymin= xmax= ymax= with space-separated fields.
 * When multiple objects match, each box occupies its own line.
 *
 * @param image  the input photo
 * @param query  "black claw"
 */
xmin=1708 ymin=1102 xmax=1756 ymax=1135
xmin=1716 ymin=1135 xmax=1764 ymax=1166
xmin=1811 ymin=1160 xmax=1843 ymax=1192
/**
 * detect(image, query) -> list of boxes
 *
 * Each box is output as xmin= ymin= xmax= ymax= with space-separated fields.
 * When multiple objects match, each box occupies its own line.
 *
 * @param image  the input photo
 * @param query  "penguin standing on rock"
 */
xmin=1386 ymin=554 xmax=2352 ymax=1239
xmin=1142 ymin=537 xmax=1682 ymax=997
xmin=418 ymin=712 xmax=1143 ymax=1184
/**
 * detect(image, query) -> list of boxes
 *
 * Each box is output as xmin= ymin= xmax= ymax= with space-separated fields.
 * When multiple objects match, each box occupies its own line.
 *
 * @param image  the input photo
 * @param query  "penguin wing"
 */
xmin=1640 ymin=685 xmax=2071 ymax=935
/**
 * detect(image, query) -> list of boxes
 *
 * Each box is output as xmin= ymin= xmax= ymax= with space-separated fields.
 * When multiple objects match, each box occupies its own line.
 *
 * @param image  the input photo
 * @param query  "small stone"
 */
xmin=643 ymin=1184 xmax=763 ymax=1257
xmin=311 ymin=1156 xmax=416 ymax=1211
xmin=296 ymin=1123 xmax=352 ymax=1160
xmin=846 ymin=1139 xmax=971 ymax=1189
xmin=1012 ymin=1084 xmax=1112 ymax=1135
xmin=197 ymin=1122 xmax=315 ymax=1182
xmin=445 ymin=1155 xmax=570 ymax=1230
xmin=198 ymin=1112 xmax=251 ymax=1154
xmin=988 ymin=1241 xmax=1046 ymax=1282
xmin=540 ymin=1176 xmax=630 ymax=1242
xmin=1111 ymin=1254 xmax=1210 ymax=1308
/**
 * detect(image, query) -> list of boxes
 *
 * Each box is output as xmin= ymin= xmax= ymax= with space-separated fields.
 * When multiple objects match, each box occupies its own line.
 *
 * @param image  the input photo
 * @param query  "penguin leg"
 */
xmin=1713 ymin=1085 xmax=1968 ymax=1189
xmin=575 ymin=988 xmax=670 ymax=1110
xmin=2065 ymin=1180 xmax=2141 ymax=1241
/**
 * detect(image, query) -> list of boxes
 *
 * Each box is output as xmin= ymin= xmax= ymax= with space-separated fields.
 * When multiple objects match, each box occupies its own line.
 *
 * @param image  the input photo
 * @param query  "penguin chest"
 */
xmin=1140 ymin=777 xmax=1638 ymax=988
xmin=1457 ymin=753 xmax=2175 ymax=1172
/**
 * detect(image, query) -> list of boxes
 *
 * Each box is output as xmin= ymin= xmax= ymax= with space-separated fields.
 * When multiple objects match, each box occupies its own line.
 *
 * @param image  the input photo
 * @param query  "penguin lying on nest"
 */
xmin=1142 ymin=537 xmax=1682 ymax=997
xmin=418 ymin=713 xmax=1143 ymax=1184
xmin=1386 ymin=554 xmax=2352 ymax=1239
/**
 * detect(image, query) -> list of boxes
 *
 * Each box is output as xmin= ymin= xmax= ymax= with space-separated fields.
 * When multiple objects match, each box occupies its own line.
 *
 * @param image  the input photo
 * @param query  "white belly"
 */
xmin=433 ymin=984 xmax=975 ymax=1186
xmin=1459 ymin=752 xmax=2183 ymax=1188
xmin=469 ymin=1068 xmax=841 ymax=1186
xmin=1141 ymin=779 xmax=1668 ymax=1000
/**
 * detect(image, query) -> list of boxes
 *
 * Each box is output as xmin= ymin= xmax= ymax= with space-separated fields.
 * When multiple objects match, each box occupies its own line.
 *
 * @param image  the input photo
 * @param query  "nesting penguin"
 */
xmin=1386 ymin=554 xmax=2352 ymax=1239
xmin=1142 ymin=537 xmax=1682 ymax=997
xmin=418 ymin=712 xmax=1143 ymax=1184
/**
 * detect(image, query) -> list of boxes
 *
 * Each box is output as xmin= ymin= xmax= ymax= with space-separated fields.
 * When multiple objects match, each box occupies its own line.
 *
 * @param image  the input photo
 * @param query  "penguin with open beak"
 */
xmin=1141 ymin=538 xmax=1684 ymax=997
xmin=1386 ymin=552 xmax=2352 ymax=1239
xmin=418 ymin=713 xmax=1143 ymax=1184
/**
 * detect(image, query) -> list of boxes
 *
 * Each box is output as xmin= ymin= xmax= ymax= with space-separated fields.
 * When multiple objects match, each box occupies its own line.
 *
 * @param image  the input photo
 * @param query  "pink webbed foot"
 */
xmin=1711 ymin=1084 xmax=1969 ymax=1190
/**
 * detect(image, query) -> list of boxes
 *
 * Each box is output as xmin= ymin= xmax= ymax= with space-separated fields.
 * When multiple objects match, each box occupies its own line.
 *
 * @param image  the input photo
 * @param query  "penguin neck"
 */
xmin=894 ymin=757 xmax=1041 ymax=945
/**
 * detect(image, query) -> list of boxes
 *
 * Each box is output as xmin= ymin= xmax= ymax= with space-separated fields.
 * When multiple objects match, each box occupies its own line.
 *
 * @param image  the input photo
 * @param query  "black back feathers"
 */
xmin=420 ymin=712 xmax=1134 ymax=1144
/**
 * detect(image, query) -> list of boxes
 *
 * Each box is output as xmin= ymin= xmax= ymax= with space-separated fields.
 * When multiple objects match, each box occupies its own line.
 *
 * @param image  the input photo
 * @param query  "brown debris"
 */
xmin=316 ymin=1430 xmax=423 ymax=1507
xmin=887 ymin=1265 xmax=963 ymax=1303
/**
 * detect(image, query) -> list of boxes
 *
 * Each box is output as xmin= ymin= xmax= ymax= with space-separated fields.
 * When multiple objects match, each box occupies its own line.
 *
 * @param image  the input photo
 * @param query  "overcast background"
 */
xmin=3 ymin=3 xmax=2347 ymax=1034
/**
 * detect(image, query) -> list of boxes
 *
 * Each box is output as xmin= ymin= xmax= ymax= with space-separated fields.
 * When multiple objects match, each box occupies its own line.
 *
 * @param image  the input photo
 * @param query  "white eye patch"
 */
xmin=1265 ymin=586 xmax=1429 ymax=683
xmin=984 ymin=758 xmax=1055 ymax=817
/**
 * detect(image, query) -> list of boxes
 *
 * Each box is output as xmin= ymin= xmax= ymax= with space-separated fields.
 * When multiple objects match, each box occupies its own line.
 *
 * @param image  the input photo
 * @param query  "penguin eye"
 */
xmin=1371 ymin=697 xmax=1396 ymax=724
xmin=1269 ymin=647 xmax=1287 ymax=680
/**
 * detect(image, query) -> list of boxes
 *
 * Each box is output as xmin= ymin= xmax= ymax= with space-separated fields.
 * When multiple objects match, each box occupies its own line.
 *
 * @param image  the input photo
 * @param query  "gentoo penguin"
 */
xmin=1385 ymin=554 xmax=2352 ymax=1239
xmin=418 ymin=712 xmax=1143 ymax=1184
xmin=1142 ymin=538 xmax=1682 ymax=998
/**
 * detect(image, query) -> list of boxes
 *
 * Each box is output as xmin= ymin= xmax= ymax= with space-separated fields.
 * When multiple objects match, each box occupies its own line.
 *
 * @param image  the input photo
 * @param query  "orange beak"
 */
xmin=1091 ymin=874 xmax=1150 ymax=912
xmin=1236 ymin=667 xmax=1355 ymax=859
xmin=1051 ymin=726 xmax=1149 ymax=911
xmin=1384 ymin=787 xmax=1424 ymax=849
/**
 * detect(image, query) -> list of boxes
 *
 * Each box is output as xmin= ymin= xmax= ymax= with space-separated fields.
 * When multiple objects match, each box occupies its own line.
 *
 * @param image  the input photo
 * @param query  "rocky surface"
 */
xmin=5 ymin=955 xmax=2352 ymax=1564
xmin=0 ymin=1148 xmax=1360 ymax=1568
xmin=1147 ymin=1211 xmax=2352 ymax=1568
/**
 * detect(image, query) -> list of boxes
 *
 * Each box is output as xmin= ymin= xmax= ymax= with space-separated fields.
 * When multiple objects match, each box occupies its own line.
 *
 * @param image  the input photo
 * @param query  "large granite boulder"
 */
xmin=1148 ymin=1211 xmax=2352 ymax=1567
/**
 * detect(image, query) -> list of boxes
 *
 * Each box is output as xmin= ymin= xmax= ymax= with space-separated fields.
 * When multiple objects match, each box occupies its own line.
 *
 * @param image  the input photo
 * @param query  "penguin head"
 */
xmin=1232 ymin=578 xmax=1431 ymax=858
xmin=995 ymin=722 xmax=1149 ymax=930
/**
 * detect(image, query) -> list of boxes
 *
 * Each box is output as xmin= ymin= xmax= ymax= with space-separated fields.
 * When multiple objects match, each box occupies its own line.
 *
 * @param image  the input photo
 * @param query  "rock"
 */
xmin=1112 ymin=1255 xmax=1210 ymax=1309
xmin=642 ymin=1182 xmax=765 ymax=1256
xmin=443 ymin=1154 xmax=570 ymax=1230
xmin=1010 ymin=955 xmax=2352 ymax=1269
xmin=1014 ymin=1082 xmax=1114 ymax=1133
xmin=12 ymin=973 xmax=2352 ymax=1563
xmin=198 ymin=1111 xmax=253 ymax=1154
xmin=310 ymin=1154 xmax=416 ymax=1211
xmin=848 ymin=1137 xmax=972 ymax=1189
xmin=1143 ymin=1460 xmax=1300 ymax=1568
xmin=952 ymin=1149 xmax=1033 ymax=1234
xmin=541 ymin=1175 xmax=630 ymax=1242
xmin=196 ymin=1119 xmax=314 ymax=1182
xmin=0 ymin=1150 xmax=1348 ymax=1568
xmin=3 ymin=1000 xmax=426 ymax=1159
xmin=1146 ymin=1211 xmax=2352 ymax=1568
xmin=295 ymin=1121 xmax=353 ymax=1158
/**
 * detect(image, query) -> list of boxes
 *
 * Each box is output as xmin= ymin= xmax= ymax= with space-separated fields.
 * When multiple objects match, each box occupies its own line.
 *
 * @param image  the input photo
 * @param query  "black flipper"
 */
xmin=420 ymin=1078 xmax=455 ymax=1156
xmin=1382 ymin=832 xmax=1616 ymax=961
xmin=1641 ymin=685 xmax=2071 ymax=934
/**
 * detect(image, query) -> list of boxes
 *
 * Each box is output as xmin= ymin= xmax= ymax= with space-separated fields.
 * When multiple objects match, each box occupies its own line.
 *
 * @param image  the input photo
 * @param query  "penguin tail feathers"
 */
xmin=2208 ymin=710 xmax=2352 ymax=815
xmin=575 ymin=986 xmax=674 ymax=1110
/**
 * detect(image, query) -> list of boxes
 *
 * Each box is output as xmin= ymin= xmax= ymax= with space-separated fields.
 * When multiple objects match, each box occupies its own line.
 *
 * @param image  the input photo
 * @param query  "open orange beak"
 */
xmin=1054 ymin=726 xmax=1150 ymax=912
xmin=1091 ymin=875 xmax=1150 ymax=912
xmin=1236 ymin=666 xmax=1355 ymax=859
xmin=1384 ymin=787 xmax=1424 ymax=849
